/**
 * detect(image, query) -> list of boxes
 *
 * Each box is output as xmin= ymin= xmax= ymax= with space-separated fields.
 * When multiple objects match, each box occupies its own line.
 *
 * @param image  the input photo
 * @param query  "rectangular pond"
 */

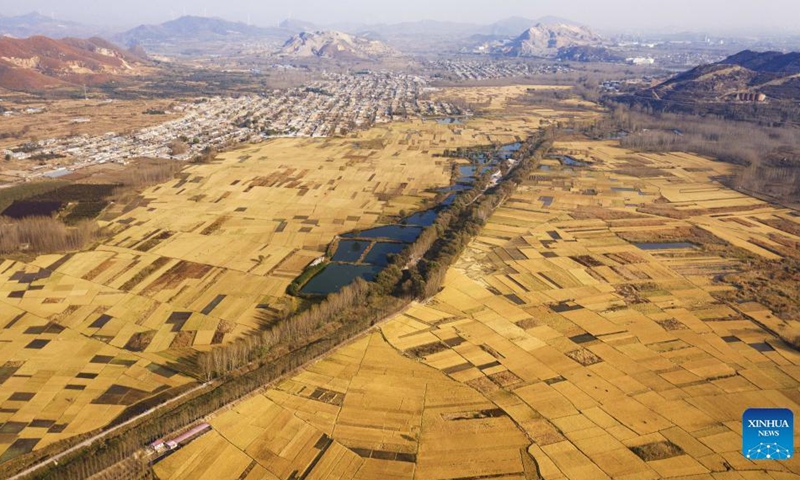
xmin=331 ymin=240 xmax=371 ymax=263
xmin=362 ymin=242 xmax=406 ymax=267
xmin=560 ymin=156 xmax=588 ymax=167
xmin=402 ymin=209 xmax=438 ymax=227
xmin=300 ymin=264 xmax=382 ymax=296
xmin=456 ymin=165 xmax=478 ymax=184
xmin=343 ymin=225 xmax=423 ymax=243
xmin=458 ymin=165 xmax=478 ymax=177
xmin=634 ymin=242 xmax=697 ymax=250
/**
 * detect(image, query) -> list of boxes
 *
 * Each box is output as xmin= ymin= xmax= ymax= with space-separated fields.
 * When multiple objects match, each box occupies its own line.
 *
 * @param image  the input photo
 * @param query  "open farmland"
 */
xmin=0 ymin=86 xmax=586 ymax=465
xmin=382 ymin=142 xmax=800 ymax=478
xmin=156 ymin=332 xmax=534 ymax=480
xmin=157 ymin=134 xmax=800 ymax=479
xmin=0 ymin=99 xmax=180 ymax=183
xmin=431 ymin=85 xmax=574 ymax=117
xmin=0 ymin=99 xmax=181 ymax=151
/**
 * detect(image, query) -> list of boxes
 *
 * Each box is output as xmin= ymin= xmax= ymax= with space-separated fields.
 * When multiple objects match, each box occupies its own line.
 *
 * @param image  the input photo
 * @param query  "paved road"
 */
xmin=10 ymin=304 xmax=414 ymax=479
xmin=8 ymin=381 xmax=213 ymax=480
xmin=8 ymin=151 xmax=534 ymax=479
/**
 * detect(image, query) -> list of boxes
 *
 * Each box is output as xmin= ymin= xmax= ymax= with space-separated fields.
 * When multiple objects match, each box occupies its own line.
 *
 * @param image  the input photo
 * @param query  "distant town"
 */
xmin=428 ymin=60 xmax=572 ymax=80
xmin=2 ymin=71 xmax=465 ymax=182
xmin=2 ymin=4 xmax=800 ymax=480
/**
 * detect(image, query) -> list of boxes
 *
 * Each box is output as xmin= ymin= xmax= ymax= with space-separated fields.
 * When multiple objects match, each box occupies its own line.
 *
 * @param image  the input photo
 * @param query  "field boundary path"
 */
xmin=8 ymin=381 xmax=212 ymax=480
xmin=10 ymin=303 xmax=415 ymax=480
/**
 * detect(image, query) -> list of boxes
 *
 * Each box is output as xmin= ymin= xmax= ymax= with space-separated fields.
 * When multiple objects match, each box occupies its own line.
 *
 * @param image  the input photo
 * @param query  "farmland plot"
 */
xmin=158 ymin=137 xmax=800 ymax=479
xmin=0 ymin=87 xmax=580 ymax=463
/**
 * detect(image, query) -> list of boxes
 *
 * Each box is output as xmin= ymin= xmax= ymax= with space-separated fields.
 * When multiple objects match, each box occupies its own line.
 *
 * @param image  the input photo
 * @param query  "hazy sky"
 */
xmin=2 ymin=0 xmax=799 ymax=33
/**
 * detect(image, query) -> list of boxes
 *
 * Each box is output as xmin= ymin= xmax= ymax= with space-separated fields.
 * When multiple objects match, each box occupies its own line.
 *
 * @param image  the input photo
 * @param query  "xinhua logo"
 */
xmin=742 ymin=408 xmax=794 ymax=460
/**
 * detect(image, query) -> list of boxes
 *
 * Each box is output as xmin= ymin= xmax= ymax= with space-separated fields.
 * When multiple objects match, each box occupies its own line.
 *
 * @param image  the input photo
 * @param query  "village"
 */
xmin=1 ymin=71 xmax=465 ymax=183
xmin=428 ymin=59 xmax=572 ymax=81
xmin=3 ymin=1 xmax=799 ymax=477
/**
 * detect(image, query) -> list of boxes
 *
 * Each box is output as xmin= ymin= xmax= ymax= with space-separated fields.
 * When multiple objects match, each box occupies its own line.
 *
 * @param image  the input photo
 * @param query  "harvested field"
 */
xmin=377 ymin=140 xmax=800 ymax=479
xmin=0 ymin=86 xmax=581 ymax=463
xmin=159 ymin=135 xmax=800 ymax=479
xmin=0 ymin=99 xmax=180 ymax=147
xmin=155 ymin=333 xmax=533 ymax=480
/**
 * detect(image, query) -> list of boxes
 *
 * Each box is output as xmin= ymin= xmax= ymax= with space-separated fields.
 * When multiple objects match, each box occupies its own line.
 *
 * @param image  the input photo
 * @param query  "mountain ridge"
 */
xmin=0 ymin=12 xmax=98 ymax=39
xmin=649 ymin=50 xmax=800 ymax=102
xmin=279 ymin=30 xmax=399 ymax=59
xmin=114 ymin=15 xmax=292 ymax=48
xmin=615 ymin=50 xmax=800 ymax=123
xmin=475 ymin=23 xmax=605 ymax=57
xmin=0 ymin=35 xmax=148 ymax=92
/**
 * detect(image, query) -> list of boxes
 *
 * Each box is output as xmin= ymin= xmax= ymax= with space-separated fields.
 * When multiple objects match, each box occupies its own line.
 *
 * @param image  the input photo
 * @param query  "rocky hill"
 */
xmin=0 ymin=12 xmax=97 ymax=38
xmin=720 ymin=50 xmax=800 ymax=73
xmin=556 ymin=45 xmax=624 ymax=63
xmin=0 ymin=35 xmax=148 ymax=92
xmin=311 ymin=16 xmax=586 ymax=54
xmin=115 ymin=16 xmax=291 ymax=49
xmin=279 ymin=31 xmax=399 ymax=60
xmin=616 ymin=50 xmax=800 ymax=122
xmin=478 ymin=16 xmax=581 ymax=37
xmin=648 ymin=50 xmax=800 ymax=102
xmin=477 ymin=23 xmax=604 ymax=57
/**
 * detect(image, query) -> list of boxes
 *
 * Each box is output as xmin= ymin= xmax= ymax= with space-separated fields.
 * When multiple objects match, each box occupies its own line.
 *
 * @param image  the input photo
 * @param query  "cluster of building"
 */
xmin=5 ymin=71 xmax=465 ymax=180
xmin=4 ymin=97 xmax=256 ymax=177
xmin=612 ymin=47 xmax=726 ymax=68
xmin=626 ymin=57 xmax=656 ymax=65
xmin=427 ymin=60 xmax=572 ymax=81
xmin=1 ymin=106 xmax=45 ymax=117
xmin=600 ymin=76 xmax=660 ymax=94
xmin=244 ymin=71 xmax=465 ymax=136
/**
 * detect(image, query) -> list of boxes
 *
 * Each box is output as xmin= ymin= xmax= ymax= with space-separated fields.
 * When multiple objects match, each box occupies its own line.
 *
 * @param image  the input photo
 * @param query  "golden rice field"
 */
xmin=0 ymin=86 xmax=588 ymax=463
xmin=383 ymin=142 xmax=800 ymax=479
xmin=156 ymin=333 xmax=534 ymax=480
xmin=157 ymin=139 xmax=800 ymax=479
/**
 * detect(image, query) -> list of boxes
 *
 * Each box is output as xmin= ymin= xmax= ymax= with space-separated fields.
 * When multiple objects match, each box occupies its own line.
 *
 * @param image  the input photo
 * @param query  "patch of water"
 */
xmin=300 ymin=264 xmax=382 ymax=295
xmin=363 ymin=242 xmax=406 ymax=267
xmin=634 ymin=242 xmax=696 ymax=250
xmin=560 ymin=156 xmax=588 ymax=167
xmin=331 ymin=240 xmax=371 ymax=263
xmin=342 ymin=225 xmax=423 ymax=243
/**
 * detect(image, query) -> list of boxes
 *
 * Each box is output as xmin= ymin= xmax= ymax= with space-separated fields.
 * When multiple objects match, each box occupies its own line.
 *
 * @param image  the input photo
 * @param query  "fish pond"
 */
xmin=634 ymin=242 xmax=697 ymax=251
xmin=298 ymin=141 xmax=525 ymax=296
xmin=560 ymin=156 xmax=589 ymax=167
xmin=436 ymin=117 xmax=464 ymax=125
xmin=300 ymin=264 xmax=383 ymax=296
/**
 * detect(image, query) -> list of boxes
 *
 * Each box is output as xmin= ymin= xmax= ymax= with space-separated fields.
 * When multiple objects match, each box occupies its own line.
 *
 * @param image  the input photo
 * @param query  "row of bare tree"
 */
xmin=0 ymin=160 xmax=184 ymax=257
xmin=15 ymin=135 xmax=551 ymax=480
xmin=196 ymin=278 xmax=374 ymax=380
xmin=583 ymin=104 xmax=800 ymax=203
xmin=414 ymin=136 xmax=549 ymax=298
xmin=0 ymin=217 xmax=97 ymax=255
xmin=116 ymin=160 xmax=183 ymax=188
